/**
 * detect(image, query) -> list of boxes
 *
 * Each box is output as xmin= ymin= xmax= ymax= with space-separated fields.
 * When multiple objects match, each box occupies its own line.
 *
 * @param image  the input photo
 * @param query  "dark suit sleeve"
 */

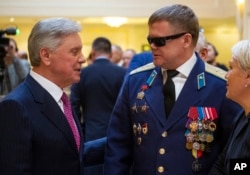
xmin=0 ymin=100 xmax=32 ymax=175
xmin=83 ymin=137 xmax=107 ymax=167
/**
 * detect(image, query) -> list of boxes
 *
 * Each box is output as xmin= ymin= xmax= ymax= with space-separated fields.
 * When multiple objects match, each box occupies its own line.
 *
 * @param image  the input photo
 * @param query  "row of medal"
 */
xmin=185 ymin=106 xmax=218 ymax=172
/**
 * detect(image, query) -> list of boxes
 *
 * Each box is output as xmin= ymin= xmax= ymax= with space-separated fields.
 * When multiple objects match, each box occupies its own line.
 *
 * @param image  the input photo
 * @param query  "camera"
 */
xmin=0 ymin=27 xmax=19 ymax=82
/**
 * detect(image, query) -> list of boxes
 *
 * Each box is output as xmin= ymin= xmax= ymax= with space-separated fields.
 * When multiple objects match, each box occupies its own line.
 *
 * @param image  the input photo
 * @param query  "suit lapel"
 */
xmin=25 ymin=75 xmax=81 ymax=154
xmin=144 ymin=68 xmax=166 ymax=125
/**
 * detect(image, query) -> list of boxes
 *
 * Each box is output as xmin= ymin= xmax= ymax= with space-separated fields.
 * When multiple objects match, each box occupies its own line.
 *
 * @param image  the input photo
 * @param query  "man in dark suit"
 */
xmin=103 ymin=4 xmax=242 ymax=175
xmin=0 ymin=17 xmax=105 ymax=175
xmin=70 ymin=36 xmax=126 ymax=175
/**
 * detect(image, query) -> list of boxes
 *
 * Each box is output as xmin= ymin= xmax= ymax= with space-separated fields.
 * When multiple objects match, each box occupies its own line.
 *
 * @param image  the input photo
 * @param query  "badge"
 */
xmin=146 ymin=70 xmax=157 ymax=87
xmin=197 ymin=72 xmax=205 ymax=90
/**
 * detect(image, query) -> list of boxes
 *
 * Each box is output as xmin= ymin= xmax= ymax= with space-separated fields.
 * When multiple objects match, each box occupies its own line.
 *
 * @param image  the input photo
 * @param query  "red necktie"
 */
xmin=61 ymin=92 xmax=80 ymax=151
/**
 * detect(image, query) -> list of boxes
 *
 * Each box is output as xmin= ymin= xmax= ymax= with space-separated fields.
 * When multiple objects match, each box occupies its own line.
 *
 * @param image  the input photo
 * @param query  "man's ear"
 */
xmin=40 ymin=48 xmax=51 ymax=66
xmin=183 ymin=33 xmax=193 ymax=48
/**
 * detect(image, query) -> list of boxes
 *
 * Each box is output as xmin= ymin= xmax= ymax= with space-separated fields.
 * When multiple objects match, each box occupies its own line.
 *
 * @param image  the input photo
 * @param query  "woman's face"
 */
xmin=225 ymin=57 xmax=248 ymax=104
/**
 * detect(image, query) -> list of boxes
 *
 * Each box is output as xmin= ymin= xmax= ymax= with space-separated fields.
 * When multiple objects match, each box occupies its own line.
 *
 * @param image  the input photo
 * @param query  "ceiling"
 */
xmin=0 ymin=0 xmax=238 ymax=27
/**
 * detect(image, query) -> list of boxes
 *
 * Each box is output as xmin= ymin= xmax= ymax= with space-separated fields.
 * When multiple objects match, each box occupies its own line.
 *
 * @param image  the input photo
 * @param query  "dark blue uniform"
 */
xmin=104 ymin=56 xmax=242 ymax=175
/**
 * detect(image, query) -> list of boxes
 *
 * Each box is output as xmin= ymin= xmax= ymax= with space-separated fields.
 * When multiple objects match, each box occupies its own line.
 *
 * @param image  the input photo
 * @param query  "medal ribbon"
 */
xmin=203 ymin=107 xmax=218 ymax=120
xmin=192 ymin=107 xmax=205 ymax=159
xmin=188 ymin=107 xmax=199 ymax=120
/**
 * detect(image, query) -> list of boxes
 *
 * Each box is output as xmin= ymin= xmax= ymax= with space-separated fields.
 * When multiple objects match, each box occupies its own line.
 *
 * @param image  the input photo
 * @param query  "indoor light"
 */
xmin=103 ymin=17 xmax=128 ymax=28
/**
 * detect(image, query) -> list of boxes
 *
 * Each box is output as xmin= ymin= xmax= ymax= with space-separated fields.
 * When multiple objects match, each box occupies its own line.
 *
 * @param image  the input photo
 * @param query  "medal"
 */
xmin=189 ymin=121 xmax=198 ymax=132
xmin=137 ymin=123 xmax=141 ymax=135
xmin=186 ymin=107 xmax=218 ymax=172
xmin=208 ymin=121 xmax=216 ymax=132
xmin=137 ymin=137 xmax=142 ymax=145
xmin=200 ymin=143 xmax=206 ymax=151
xmin=141 ymin=103 xmax=149 ymax=113
xmin=199 ymin=133 xmax=206 ymax=142
xmin=192 ymin=159 xmax=201 ymax=172
xmin=142 ymin=123 xmax=148 ymax=134
xmin=137 ymin=91 xmax=145 ymax=100
xmin=186 ymin=132 xmax=194 ymax=142
xmin=206 ymin=133 xmax=214 ymax=143
xmin=131 ymin=103 xmax=138 ymax=114
xmin=185 ymin=142 xmax=193 ymax=150
xmin=192 ymin=142 xmax=200 ymax=150
xmin=133 ymin=123 xmax=137 ymax=135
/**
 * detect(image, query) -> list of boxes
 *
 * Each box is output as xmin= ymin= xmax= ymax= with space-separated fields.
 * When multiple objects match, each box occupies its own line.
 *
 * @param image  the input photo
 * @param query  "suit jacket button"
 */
xmin=161 ymin=131 xmax=168 ymax=137
xmin=159 ymin=148 xmax=165 ymax=155
xmin=158 ymin=166 xmax=164 ymax=173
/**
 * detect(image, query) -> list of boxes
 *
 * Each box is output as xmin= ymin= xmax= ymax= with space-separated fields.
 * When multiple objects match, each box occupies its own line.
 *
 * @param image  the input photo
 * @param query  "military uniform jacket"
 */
xmin=104 ymin=56 xmax=242 ymax=175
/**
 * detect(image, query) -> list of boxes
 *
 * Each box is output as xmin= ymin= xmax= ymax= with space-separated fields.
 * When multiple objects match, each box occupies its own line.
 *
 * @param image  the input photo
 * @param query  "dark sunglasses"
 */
xmin=147 ymin=32 xmax=187 ymax=47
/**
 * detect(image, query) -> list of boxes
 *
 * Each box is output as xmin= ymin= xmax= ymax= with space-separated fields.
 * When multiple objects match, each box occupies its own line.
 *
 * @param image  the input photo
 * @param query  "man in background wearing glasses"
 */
xmin=104 ymin=4 xmax=242 ymax=175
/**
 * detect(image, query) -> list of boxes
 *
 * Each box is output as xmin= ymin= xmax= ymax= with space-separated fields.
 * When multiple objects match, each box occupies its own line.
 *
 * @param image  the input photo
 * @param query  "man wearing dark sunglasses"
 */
xmin=104 ymin=4 xmax=242 ymax=175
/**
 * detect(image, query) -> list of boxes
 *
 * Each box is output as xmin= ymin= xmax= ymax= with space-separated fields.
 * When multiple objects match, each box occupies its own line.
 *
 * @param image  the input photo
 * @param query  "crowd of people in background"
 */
xmin=1 ymin=3 xmax=250 ymax=175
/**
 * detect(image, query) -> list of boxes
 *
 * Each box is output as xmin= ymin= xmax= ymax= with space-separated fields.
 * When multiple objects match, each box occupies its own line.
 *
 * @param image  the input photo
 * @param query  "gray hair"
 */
xmin=232 ymin=40 xmax=250 ymax=70
xmin=148 ymin=4 xmax=199 ymax=46
xmin=195 ymin=31 xmax=207 ymax=52
xmin=28 ymin=17 xmax=82 ymax=67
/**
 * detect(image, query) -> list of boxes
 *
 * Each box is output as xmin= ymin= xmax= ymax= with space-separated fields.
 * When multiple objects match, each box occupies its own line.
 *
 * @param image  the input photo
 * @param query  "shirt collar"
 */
xmin=161 ymin=52 xmax=197 ymax=78
xmin=30 ymin=70 xmax=63 ymax=103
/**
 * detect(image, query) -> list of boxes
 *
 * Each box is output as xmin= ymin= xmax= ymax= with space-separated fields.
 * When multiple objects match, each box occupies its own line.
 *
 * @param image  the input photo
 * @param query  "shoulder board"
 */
xmin=129 ymin=62 xmax=155 ymax=75
xmin=205 ymin=63 xmax=227 ymax=81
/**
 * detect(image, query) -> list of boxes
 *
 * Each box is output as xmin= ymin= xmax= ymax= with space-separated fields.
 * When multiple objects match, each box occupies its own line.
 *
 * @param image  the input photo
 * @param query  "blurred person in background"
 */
xmin=122 ymin=48 xmax=136 ymax=68
xmin=18 ymin=50 xmax=29 ymax=60
xmin=110 ymin=44 xmax=123 ymax=66
xmin=70 ymin=36 xmax=126 ymax=175
xmin=0 ymin=37 xmax=30 ymax=96
xmin=206 ymin=42 xmax=228 ymax=71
